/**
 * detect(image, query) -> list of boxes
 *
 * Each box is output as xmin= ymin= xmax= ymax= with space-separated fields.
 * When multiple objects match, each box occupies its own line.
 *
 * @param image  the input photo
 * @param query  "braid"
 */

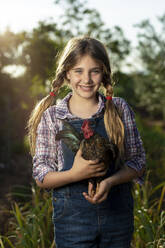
xmin=28 ymin=71 xmax=65 ymax=156
xmin=105 ymin=84 xmax=113 ymax=97
xmin=103 ymin=82 xmax=125 ymax=156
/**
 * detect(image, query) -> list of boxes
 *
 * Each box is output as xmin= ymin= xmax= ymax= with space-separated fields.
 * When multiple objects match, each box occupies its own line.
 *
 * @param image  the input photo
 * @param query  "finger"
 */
xmin=83 ymin=191 xmax=107 ymax=204
xmin=83 ymin=192 xmax=97 ymax=204
xmin=88 ymin=181 xmax=93 ymax=195
xmin=94 ymin=170 xmax=107 ymax=177
xmin=92 ymin=162 xmax=107 ymax=170
xmin=77 ymin=148 xmax=82 ymax=156
xmin=89 ymin=165 xmax=105 ymax=173
xmin=88 ymin=181 xmax=95 ymax=197
xmin=88 ymin=159 xmax=100 ymax=165
xmin=95 ymin=166 xmax=107 ymax=172
xmin=94 ymin=194 xmax=107 ymax=204
xmin=93 ymin=192 xmax=104 ymax=202
xmin=98 ymin=162 xmax=105 ymax=167
xmin=93 ymin=187 xmax=105 ymax=202
xmin=98 ymin=163 xmax=108 ymax=171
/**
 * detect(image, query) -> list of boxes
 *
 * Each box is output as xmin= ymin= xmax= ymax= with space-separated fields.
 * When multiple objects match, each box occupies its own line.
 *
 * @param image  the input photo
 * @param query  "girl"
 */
xmin=28 ymin=36 xmax=146 ymax=248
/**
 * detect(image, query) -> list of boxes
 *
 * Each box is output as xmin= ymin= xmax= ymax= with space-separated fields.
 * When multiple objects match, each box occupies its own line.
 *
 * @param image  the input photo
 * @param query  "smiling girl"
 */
xmin=28 ymin=36 xmax=146 ymax=248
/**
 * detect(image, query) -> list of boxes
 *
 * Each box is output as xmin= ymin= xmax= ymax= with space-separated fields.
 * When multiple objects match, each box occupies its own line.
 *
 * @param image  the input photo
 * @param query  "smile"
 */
xmin=79 ymin=85 xmax=94 ymax=91
xmin=79 ymin=85 xmax=95 ymax=88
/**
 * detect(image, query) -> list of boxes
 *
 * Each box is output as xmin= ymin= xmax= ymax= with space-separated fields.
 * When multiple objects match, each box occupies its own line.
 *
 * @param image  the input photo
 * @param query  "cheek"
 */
xmin=69 ymin=77 xmax=80 ymax=88
xmin=93 ymin=74 xmax=102 ymax=82
xmin=71 ymin=75 xmax=81 ymax=82
xmin=99 ymin=73 xmax=103 ymax=81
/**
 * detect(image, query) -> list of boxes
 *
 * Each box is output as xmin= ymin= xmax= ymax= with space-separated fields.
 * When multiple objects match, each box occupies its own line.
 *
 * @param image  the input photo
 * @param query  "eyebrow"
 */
xmin=72 ymin=67 xmax=101 ymax=70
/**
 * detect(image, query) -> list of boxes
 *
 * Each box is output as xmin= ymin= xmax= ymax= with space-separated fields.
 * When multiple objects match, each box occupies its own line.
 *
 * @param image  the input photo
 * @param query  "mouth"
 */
xmin=79 ymin=85 xmax=95 ymax=91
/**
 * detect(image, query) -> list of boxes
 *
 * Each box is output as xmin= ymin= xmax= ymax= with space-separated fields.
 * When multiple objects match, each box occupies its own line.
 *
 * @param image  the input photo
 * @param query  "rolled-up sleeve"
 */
xmin=121 ymin=99 xmax=146 ymax=184
xmin=32 ymin=111 xmax=58 ymax=183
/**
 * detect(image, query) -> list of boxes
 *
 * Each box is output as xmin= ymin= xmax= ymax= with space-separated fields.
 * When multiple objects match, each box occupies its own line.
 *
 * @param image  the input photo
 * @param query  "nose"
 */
xmin=83 ymin=72 xmax=91 ymax=84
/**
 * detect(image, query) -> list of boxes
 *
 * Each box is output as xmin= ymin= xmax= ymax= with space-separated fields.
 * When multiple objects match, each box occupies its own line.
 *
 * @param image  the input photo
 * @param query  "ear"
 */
xmin=66 ymin=71 xmax=71 ymax=81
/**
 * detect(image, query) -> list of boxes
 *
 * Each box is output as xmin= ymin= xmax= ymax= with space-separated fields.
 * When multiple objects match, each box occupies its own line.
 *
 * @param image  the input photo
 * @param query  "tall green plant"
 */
xmin=132 ymin=174 xmax=165 ymax=248
xmin=1 ymin=178 xmax=164 ymax=247
xmin=0 ymin=184 xmax=54 ymax=248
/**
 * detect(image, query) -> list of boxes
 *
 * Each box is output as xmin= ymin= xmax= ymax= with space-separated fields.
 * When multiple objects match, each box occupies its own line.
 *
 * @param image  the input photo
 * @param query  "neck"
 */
xmin=71 ymin=92 xmax=98 ymax=106
xmin=69 ymin=94 xmax=99 ymax=118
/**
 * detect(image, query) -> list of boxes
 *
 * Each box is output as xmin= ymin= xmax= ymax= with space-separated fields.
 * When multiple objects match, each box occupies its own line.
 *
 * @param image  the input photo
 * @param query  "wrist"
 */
xmin=104 ymin=166 xmax=138 ymax=188
xmin=68 ymin=168 xmax=76 ymax=183
xmin=69 ymin=167 xmax=82 ymax=183
xmin=104 ymin=176 xmax=114 ymax=189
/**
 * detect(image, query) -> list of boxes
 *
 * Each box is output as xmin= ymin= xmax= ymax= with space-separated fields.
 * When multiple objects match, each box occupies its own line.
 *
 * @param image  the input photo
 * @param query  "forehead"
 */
xmin=72 ymin=55 xmax=101 ymax=68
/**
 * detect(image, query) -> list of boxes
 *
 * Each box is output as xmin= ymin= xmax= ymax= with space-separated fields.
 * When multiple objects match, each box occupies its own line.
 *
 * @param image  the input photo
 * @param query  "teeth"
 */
xmin=80 ymin=85 xmax=92 ymax=88
xmin=80 ymin=86 xmax=92 ymax=89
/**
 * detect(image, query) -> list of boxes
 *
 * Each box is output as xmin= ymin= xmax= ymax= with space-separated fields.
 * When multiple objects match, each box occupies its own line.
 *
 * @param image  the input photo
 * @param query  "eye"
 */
xmin=91 ymin=69 xmax=101 ymax=74
xmin=74 ymin=69 xmax=83 ymax=74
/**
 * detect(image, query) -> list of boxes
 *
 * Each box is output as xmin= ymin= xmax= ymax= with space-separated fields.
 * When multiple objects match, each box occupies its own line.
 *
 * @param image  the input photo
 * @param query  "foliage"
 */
xmin=0 ymin=29 xmax=23 ymax=70
xmin=0 ymin=0 xmax=131 ymax=165
xmin=20 ymin=22 xmax=61 ymax=85
xmin=0 ymin=178 xmax=165 ymax=247
xmin=0 ymin=30 xmax=27 ymax=165
xmin=132 ymin=176 xmax=165 ymax=248
xmin=113 ymin=71 xmax=138 ymax=108
xmin=0 ymin=184 xmax=54 ymax=248
xmin=54 ymin=0 xmax=130 ymax=70
xmin=134 ymin=14 xmax=165 ymax=120
xmin=135 ymin=115 xmax=165 ymax=185
xmin=0 ymin=2 xmax=165 ymax=246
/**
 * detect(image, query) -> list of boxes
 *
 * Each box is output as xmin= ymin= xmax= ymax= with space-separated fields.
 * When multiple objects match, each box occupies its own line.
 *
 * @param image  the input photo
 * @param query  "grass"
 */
xmin=132 ymin=172 xmax=165 ymax=248
xmin=1 ymin=118 xmax=165 ymax=247
xmin=0 ymin=184 xmax=55 ymax=248
xmin=0 ymin=175 xmax=165 ymax=248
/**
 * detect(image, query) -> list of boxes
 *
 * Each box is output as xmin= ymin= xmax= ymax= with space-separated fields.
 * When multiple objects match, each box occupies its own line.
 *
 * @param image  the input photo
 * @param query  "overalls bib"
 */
xmin=52 ymin=115 xmax=134 ymax=248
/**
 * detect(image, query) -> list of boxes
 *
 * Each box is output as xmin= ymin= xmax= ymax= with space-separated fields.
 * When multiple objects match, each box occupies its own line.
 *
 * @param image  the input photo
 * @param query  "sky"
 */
xmin=0 ymin=0 xmax=164 ymax=46
xmin=0 ymin=0 xmax=164 ymax=74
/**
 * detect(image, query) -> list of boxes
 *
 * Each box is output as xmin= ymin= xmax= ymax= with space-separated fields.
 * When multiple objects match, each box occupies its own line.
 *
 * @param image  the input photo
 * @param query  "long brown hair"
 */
xmin=27 ymin=36 xmax=124 ymax=156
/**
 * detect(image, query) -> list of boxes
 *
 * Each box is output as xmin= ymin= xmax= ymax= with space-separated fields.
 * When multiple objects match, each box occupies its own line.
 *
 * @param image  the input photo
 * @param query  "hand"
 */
xmin=70 ymin=149 xmax=107 ymax=182
xmin=83 ymin=178 xmax=112 ymax=204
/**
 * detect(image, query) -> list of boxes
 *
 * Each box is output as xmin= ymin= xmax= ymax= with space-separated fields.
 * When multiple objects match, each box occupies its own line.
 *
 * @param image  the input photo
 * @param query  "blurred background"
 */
xmin=0 ymin=0 xmax=165 ymax=247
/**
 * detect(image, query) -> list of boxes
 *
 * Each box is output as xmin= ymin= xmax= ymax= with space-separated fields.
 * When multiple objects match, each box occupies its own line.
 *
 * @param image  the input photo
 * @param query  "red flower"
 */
xmin=81 ymin=120 xmax=94 ymax=139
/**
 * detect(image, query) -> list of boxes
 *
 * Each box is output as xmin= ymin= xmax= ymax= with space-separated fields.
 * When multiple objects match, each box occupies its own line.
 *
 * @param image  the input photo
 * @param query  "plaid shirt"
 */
xmin=33 ymin=92 xmax=146 ymax=184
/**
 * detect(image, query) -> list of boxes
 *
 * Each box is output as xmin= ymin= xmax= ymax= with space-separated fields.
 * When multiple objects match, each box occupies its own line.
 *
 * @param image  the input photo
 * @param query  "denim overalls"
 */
xmin=52 ymin=115 xmax=134 ymax=248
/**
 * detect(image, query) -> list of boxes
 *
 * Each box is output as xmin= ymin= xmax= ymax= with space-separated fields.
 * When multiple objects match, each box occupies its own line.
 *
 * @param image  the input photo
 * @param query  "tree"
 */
xmin=134 ymin=14 xmax=165 ymax=120
xmin=0 ymin=0 xmax=132 ymax=166
xmin=0 ymin=30 xmax=27 ymax=166
xmin=54 ymin=0 xmax=130 ymax=70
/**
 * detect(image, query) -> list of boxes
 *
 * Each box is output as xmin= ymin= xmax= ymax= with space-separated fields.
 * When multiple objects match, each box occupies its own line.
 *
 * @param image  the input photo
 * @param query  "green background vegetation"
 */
xmin=0 ymin=0 xmax=164 ymax=247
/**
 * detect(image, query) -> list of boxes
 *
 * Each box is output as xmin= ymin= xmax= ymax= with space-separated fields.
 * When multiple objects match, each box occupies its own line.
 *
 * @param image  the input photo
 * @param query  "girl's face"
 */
xmin=66 ymin=55 xmax=103 ymax=101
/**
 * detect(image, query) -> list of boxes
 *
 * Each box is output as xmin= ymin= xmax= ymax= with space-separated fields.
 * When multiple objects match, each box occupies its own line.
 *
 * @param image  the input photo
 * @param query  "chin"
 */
xmin=80 ymin=93 xmax=97 ymax=100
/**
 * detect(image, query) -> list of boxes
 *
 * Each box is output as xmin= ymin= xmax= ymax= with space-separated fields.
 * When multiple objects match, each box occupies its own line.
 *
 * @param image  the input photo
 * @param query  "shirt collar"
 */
xmin=55 ymin=92 xmax=105 ymax=120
